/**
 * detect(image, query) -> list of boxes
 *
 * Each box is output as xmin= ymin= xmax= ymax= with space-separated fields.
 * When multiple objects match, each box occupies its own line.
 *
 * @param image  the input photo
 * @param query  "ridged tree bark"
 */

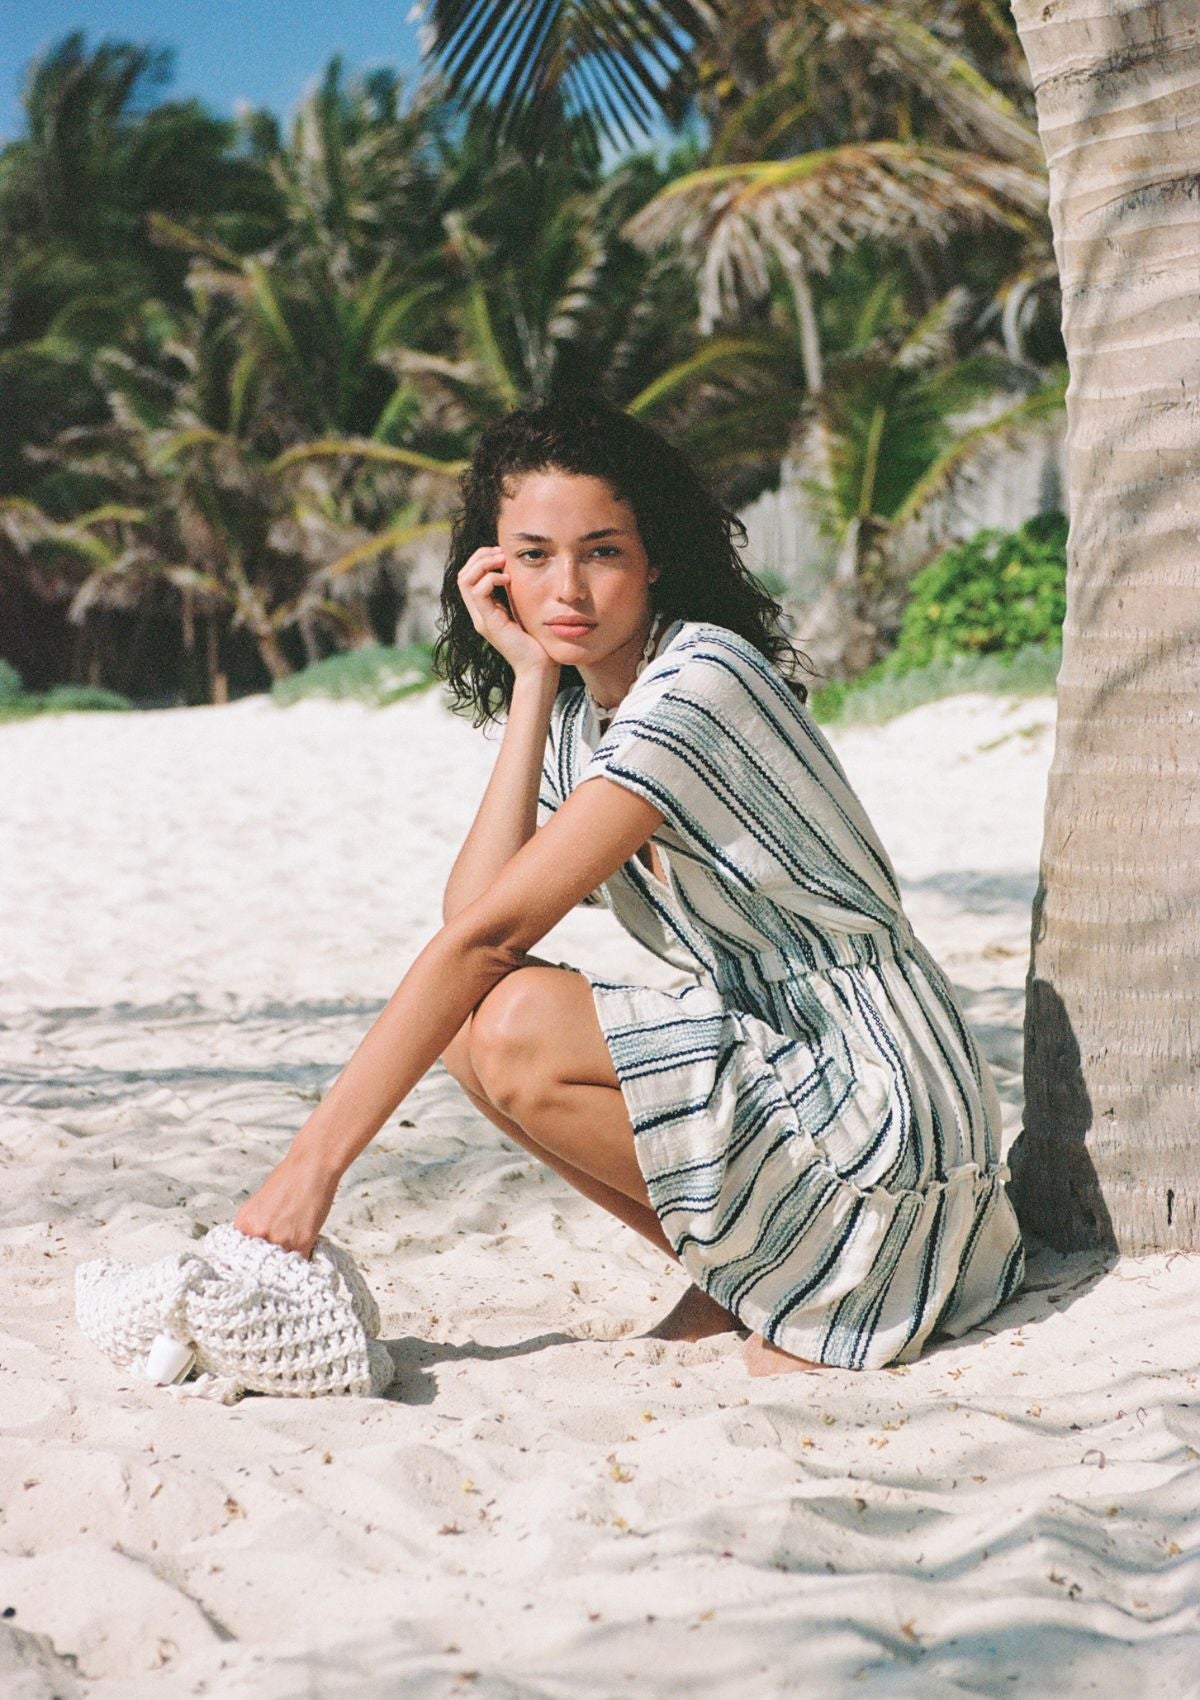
xmin=1008 ymin=0 xmax=1200 ymax=1251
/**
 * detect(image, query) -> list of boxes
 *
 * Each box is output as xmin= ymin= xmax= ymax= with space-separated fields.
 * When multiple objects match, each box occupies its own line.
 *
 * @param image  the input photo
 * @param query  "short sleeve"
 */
xmin=576 ymin=631 xmax=783 ymax=893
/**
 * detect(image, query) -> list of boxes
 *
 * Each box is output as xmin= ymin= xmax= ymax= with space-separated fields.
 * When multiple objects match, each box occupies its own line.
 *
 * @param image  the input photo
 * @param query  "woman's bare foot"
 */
xmin=743 ymin=1333 xmax=830 ymax=1376
xmin=642 ymin=1284 xmax=740 ymax=1342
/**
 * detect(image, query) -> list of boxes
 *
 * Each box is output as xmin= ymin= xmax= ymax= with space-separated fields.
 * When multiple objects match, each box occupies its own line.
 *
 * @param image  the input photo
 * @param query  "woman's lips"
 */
xmin=546 ymin=620 xmax=596 ymax=635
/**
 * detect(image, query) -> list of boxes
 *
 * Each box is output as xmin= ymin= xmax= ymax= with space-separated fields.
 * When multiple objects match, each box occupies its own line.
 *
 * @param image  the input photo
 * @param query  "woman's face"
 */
xmin=496 ymin=468 xmax=660 ymax=672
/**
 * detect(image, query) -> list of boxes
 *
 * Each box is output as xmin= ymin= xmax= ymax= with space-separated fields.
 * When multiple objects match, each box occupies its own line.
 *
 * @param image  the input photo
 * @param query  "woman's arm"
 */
xmin=441 ymin=542 xmax=563 ymax=922
xmin=442 ymin=666 xmax=558 ymax=922
xmin=233 ymin=775 xmax=665 ymax=1255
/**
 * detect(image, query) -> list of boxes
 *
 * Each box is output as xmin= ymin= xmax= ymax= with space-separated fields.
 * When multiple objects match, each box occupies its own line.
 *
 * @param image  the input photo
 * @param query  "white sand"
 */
xmin=1 ymin=687 xmax=1197 ymax=1699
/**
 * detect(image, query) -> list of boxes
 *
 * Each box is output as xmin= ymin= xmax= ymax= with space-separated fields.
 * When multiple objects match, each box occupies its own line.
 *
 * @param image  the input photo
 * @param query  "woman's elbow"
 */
xmin=440 ymin=910 xmax=530 ymax=980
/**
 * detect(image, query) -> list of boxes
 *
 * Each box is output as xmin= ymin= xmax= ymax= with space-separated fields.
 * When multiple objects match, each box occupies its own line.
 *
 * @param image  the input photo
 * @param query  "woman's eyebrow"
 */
xmin=511 ymin=528 xmax=626 ymax=542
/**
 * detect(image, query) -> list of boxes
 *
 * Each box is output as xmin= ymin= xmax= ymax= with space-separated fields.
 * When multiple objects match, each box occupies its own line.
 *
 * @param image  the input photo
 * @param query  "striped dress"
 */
xmin=538 ymin=618 xmax=1025 ymax=1370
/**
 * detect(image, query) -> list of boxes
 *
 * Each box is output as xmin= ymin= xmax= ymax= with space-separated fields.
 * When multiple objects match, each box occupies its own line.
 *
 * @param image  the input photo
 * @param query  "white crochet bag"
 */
xmin=75 ymin=1224 xmax=395 ymax=1398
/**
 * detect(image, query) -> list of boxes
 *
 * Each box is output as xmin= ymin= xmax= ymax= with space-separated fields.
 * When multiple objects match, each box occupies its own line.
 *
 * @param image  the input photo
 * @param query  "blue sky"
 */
xmin=1 ymin=0 xmax=431 ymax=140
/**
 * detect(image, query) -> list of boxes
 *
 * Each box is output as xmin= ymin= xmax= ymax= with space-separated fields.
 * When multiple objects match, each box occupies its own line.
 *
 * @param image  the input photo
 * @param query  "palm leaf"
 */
xmin=800 ymin=0 xmax=1041 ymax=164
xmin=269 ymin=438 xmax=468 ymax=476
xmin=145 ymin=213 xmax=244 ymax=268
xmin=149 ymin=425 xmax=233 ymax=468
xmin=425 ymin=0 xmax=713 ymax=158
xmin=462 ymin=274 xmax=521 ymax=406
xmin=625 ymin=143 xmax=1047 ymax=327
xmin=890 ymin=373 xmax=1067 ymax=527
xmin=323 ymin=516 xmax=452 ymax=580
xmin=894 ymin=287 xmax=973 ymax=371
xmin=68 ymin=503 xmax=146 ymax=528
xmin=626 ymin=336 xmax=780 ymax=414
xmin=162 ymin=564 xmax=230 ymax=599
xmin=244 ymin=261 xmax=328 ymax=428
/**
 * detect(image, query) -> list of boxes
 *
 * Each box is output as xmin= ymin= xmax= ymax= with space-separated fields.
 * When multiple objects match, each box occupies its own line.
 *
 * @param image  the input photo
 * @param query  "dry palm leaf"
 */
xmin=625 ymin=143 xmax=1047 ymax=328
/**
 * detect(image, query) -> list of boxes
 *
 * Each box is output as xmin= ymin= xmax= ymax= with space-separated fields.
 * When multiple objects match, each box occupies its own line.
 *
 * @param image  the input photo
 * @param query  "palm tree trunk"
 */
xmin=1008 ymin=0 xmax=1200 ymax=1251
xmin=784 ymin=262 xmax=823 ymax=397
xmin=298 ymin=609 xmax=323 ymax=667
xmin=253 ymin=627 xmax=293 ymax=681
xmin=206 ymin=613 xmax=228 ymax=706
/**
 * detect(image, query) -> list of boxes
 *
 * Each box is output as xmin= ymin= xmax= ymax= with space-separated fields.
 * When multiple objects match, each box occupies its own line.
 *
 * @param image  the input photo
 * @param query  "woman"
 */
xmin=234 ymin=395 xmax=1024 ymax=1374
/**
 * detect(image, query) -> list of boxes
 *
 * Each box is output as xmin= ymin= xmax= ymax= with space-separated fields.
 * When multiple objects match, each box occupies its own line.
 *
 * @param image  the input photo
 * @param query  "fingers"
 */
xmin=457 ymin=545 xmax=511 ymax=634
xmin=454 ymin=546 xmax=558 ymax=678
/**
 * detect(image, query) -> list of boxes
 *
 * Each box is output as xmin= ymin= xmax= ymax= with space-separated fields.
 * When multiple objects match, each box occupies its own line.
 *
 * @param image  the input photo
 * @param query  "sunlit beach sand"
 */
xmin=1 ymin=688 xmax=1196 ymax=1698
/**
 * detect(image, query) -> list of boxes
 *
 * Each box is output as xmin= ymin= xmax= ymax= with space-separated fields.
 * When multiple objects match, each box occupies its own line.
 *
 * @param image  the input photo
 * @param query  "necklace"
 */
xmin=584 ymin=612 xmax=667 ymax=724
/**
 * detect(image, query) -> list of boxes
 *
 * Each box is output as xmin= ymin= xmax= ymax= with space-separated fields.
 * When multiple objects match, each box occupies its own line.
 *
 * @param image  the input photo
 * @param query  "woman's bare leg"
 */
xmin=455 ymin=1077 xmax=671 ymax=1257
xmin=441 ymin=972 xmax=734 ymax=1339
xmin=452 ymin=1076 xmax=737 ymax=1342
xmin=449 ymin=965 xmax=828 ymax=1368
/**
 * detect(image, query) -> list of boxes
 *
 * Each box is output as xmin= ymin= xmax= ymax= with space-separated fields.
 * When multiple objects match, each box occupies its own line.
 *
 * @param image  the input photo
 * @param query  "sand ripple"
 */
xmin=1 ymin=691 xmax=1197 ymax=1697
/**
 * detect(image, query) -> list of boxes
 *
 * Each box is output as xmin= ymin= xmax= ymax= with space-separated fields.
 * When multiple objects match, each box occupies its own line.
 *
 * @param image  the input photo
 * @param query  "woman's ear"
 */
xmin=648 ymin=564 xmax=662 ymax=584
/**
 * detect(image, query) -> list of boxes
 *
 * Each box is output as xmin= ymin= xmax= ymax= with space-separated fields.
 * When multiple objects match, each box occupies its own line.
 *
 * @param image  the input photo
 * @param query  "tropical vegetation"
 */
xmin=422 ymin=0 xmax=1200 ymax=1257
xmin=1 ymin=6 xmax=1065 ymax=707
xmin=812 ymin=509 xmax=1065 ymax=719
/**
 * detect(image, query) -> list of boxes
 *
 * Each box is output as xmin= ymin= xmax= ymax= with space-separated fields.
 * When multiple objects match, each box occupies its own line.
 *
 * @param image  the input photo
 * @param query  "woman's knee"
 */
xmin=468 ymin=970 xmax=548 ymax=1114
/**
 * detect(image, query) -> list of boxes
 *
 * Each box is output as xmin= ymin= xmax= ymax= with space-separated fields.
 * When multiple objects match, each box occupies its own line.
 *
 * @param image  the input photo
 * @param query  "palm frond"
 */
xmin=269 ymin=438 xmax=468 ymax=477
xmin=244 ymin=261 xmax=329 ymax=428
xmin=150 ymin=425 xmax=233 ymax=468
xmin=624 ymin=143 xmax=1047 ymax=328
xmin=323 ymin=516 xmax=452 ymax=580
xmin=162 ymin=564 xmax=230 ymax=600
xmin=462 ymin=275 xmax=521 ymax=405
xmin=626 ymin=336 xmax=779 ymax=414
xmin=894 ymin=287 xmax=972 ymax=370
xmin=425 ymin=0 xmax=714 ymax=158
xmin=145 ymin=213 xmax=243 ymax=268
xmin=67 ymin=503 xmax=146 ymax=528
xmin=890 ymin=373 xmax=1067 ymax=527
xmin=802 ymin=0 xmax=1040 ymax=163
xmin=544 ymin=222 xmax=608 ymax=350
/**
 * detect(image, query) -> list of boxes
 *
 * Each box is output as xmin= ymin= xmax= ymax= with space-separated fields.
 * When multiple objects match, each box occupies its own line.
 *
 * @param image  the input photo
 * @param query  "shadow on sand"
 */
xmin=380 ymin=1329 xmax=580 ymax=1404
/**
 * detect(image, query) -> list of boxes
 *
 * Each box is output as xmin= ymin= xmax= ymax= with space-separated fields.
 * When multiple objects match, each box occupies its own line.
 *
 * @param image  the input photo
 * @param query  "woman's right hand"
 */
xmin=457 ymin=546 xmax=558 ymax=679
xmin=233 ymin=1147 xmax=340 ymax=1260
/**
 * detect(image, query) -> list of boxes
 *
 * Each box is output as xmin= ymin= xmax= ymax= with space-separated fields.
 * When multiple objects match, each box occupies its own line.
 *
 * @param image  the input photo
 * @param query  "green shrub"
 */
xmin=893 ymin=511 xmax=1067 ymax=671
xmin=0 ymin=660 xmax=23 ymax=703
xmin=0 ymin=682 xmax=134 ymax=722
xmin=810 ymin=512 xmax=1067 ymax=724
xmin=271 ymin=643 xmax=437 ymax=708
xmin=39 ymin=684 xmax=134 ymax=712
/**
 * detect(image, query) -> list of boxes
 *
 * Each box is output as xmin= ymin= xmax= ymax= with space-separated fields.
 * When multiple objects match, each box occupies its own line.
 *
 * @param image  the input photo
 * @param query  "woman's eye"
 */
xmin=515 ymin=547 xmax=620 ymax=561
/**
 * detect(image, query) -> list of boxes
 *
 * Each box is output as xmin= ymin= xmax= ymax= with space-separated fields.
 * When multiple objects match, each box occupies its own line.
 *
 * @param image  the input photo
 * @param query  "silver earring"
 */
xmin=635 ymin=611 xmax=666 ymax=679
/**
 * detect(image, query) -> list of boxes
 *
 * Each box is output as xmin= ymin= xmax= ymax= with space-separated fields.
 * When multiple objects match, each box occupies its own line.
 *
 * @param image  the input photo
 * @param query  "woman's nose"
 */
xmin=556 ymin=556 xmax=587 ymax=600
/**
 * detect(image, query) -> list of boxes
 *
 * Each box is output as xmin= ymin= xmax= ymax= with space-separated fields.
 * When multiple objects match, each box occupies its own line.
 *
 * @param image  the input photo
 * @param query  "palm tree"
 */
xmin=241 ymin=56 xmax=447 ymax=279
xmin=1004 ymin=0 xmax=1199 ymax=1252
xmin=424 ymin=0 xmax=711 ymax=164
xmin=419 ymin=3 xmax=1059 ymax=596
xmin=803 ymin=286 xmax=1064 ymax=571
xmin=286 ymin=104 xmax=801 ymax=541
xmin=0 ymin=33 xmax=279 ymax=507
xmin=0 ymin=31 xmax=277 ymax=332
xmin=622 ymin=142 xmax=1046 ymax=397
xmin=0 ymin=47 xmax=465 ymax=696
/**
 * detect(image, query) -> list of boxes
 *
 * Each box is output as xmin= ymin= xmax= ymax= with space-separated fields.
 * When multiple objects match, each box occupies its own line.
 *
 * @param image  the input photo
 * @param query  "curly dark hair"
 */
xmin=433 ymin=394 xmax=812 ymax=726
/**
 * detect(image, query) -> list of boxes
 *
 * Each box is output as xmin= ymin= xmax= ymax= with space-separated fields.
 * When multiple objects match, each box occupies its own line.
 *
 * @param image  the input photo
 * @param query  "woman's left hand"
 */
xmin=232 ymin=1148 xmax=340 ymax=1258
